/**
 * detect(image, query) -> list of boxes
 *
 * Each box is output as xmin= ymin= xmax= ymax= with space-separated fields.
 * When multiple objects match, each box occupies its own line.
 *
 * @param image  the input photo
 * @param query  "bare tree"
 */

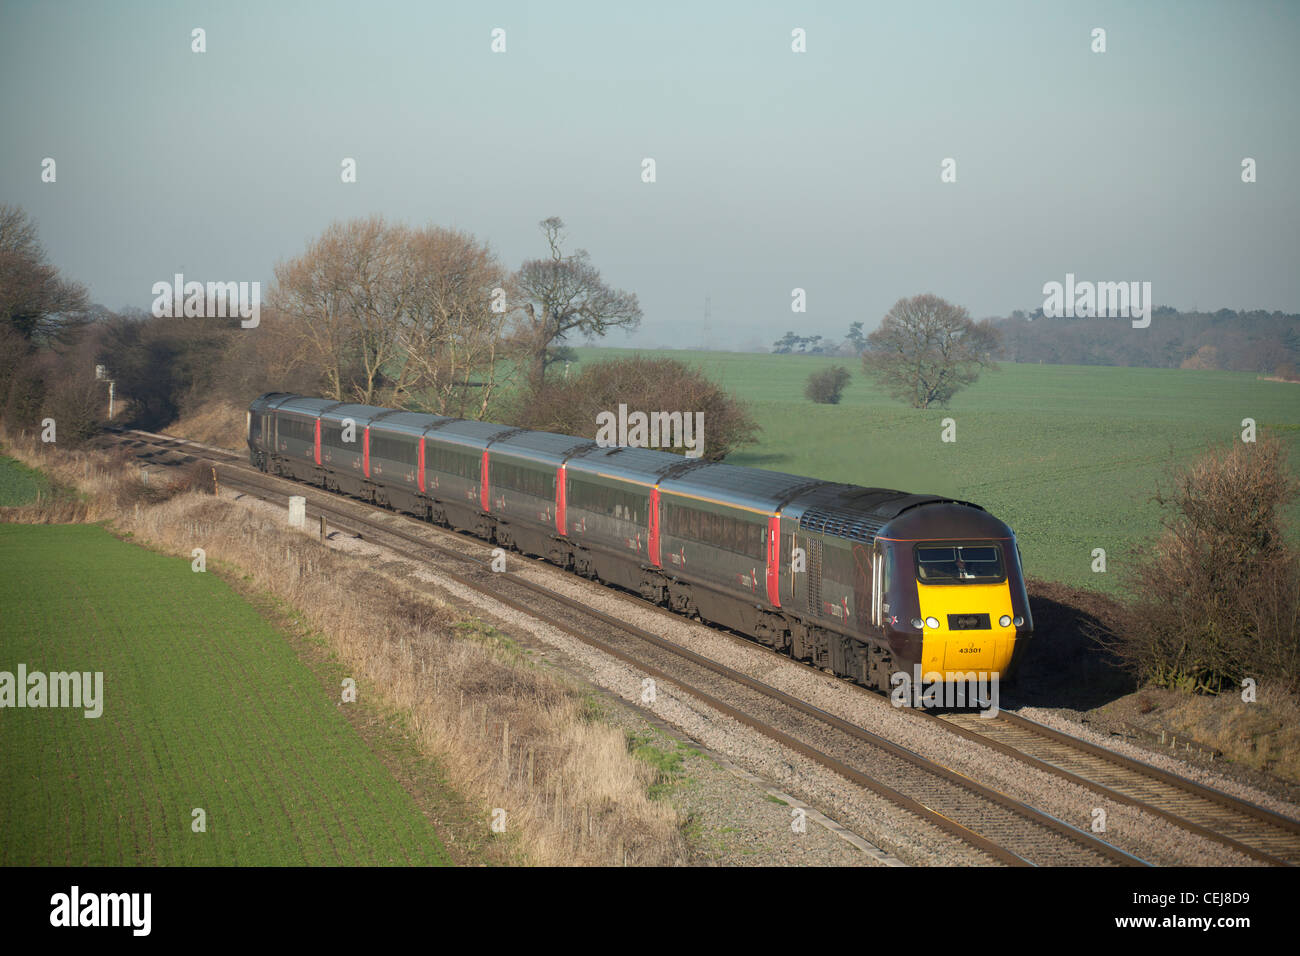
xmin=398 ymin=226 xmax=514 ymax=418
xmin=269 ymin=217 xmax=513 ymax=414
xmin=270 ymin=216 xmax=417 ymax=405
xmin=512 ymin=217 xmax=642 ymax=389
xmin=0 ymin=204 xmax=89 ymax=342
xmin=861 ymin=294 xmax=999 ymax=408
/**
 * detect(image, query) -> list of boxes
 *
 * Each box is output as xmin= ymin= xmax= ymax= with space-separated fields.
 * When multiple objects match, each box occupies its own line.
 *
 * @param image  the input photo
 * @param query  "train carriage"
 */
xmin=314 ymin=402 xmax=394 ymax=497
xmin=423 ymin=420 xmax=520 ymax=536
xmin=247 ymin=392 xmax=292 ymax=470
xmin=367 ymin=411 xmax=452 ymax=514
xmin=261 ymin=395 xmax=339 ymax=481
xmin=562 ymin=445 xmax=684 ymax=592
xmin=655 ymin=462 xmax=827 ymax=632
xmin=483 ymin=430 xmax=595 ymax=562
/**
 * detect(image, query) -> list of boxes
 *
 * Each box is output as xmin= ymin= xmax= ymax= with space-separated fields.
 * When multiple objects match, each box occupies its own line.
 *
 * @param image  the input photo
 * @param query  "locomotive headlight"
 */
xmin=1013 ymin=616 xmax=1024 ymax=628
xmin=924 ymin=616 xmax=940 ymax=629
xmin=999 ymin=615 xmax=1012 ymax=628
xmin=910 ymin=618 xmax=924 ymax=629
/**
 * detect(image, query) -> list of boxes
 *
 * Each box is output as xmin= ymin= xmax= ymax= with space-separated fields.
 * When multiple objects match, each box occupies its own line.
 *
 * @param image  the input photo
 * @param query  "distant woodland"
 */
xmin=995 ymin=308 xmax=1300 ymax=375
xmin=772 ymin=309 xmax=1300 ymax=378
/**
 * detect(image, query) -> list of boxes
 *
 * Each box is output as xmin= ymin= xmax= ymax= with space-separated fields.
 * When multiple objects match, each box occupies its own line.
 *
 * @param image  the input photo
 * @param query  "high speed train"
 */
xmin=248 ymin=393 xmax=1033 ymax=692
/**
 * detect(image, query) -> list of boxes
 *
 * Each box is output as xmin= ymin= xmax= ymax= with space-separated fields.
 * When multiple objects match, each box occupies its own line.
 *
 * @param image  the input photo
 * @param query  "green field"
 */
xmin=0 ymin=453 xmax=51 ymax=506
xmin=572 ymin=347 xmax=1300 ymax=593
xmin=0 ymin=523 xmax=451 ymax=865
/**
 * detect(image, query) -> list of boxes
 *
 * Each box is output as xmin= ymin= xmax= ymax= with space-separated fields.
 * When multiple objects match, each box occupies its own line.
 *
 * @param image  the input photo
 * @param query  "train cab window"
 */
xmin=915 ymin=544 xmax=1004 ymax=584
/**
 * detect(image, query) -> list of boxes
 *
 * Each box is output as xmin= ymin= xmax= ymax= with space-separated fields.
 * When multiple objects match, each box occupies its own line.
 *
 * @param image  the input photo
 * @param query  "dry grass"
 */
xmin=0 ymin=428 xmax=687 ymax=865
xmin=0 ymin=432 xmax=194 ymax=524
xmin=1135 ymin=683 xmax=1300 ymax=784
xmin=172 ymin=400 xmax=248 ymax=452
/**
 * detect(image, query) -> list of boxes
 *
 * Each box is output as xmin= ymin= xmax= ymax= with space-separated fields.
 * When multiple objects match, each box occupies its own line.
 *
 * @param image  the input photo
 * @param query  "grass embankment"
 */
xmin=1101 ymin=685 xmax=1300 ymax=786
xmin=0 ymin=431 xmax=686 ymax=865
xmin=169 ymin=401 xmax=247 ymax=452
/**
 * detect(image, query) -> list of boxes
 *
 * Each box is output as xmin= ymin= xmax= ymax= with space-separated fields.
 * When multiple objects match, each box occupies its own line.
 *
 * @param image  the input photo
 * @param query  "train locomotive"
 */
xmin=248 ymin=393 xmax=1033 ymax=692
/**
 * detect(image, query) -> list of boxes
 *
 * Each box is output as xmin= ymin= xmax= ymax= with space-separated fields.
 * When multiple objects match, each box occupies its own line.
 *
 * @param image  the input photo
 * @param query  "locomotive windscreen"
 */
xmin=915 ymin=544 xmax=1005 ymax=584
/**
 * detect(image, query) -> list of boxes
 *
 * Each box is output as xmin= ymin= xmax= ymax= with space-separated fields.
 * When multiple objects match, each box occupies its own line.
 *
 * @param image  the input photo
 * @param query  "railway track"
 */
xmin=105 ymin=425 xmax=1300 ymax=866
xmin=931 ymin=709 xmax=1300 ymax=866
xmin=103 ymin=427 xmax=1144 ymax=866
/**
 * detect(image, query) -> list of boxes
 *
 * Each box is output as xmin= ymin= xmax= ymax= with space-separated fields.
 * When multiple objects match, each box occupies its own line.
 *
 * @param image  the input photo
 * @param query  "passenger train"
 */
xmin=247 ymin=393 xmax=1033 ymax=692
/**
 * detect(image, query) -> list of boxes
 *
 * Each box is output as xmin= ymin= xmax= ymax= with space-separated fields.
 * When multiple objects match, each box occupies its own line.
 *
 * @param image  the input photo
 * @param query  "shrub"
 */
xmin=804 ymin=366 xmax=851 ymax=404
xmin=503 ymin=355 xmax=759 ymax=461
xmin=1104 ymin=437 xmax=1300 ymax=694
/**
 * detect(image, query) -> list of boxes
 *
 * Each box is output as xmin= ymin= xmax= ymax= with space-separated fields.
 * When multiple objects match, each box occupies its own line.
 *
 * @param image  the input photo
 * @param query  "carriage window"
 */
xmin=371 ymin=434 xmax=416 ymax=465
xmin=663 ymin=502 xmax=764 ymax=560
xmin=430 ymin=447 xmax=478 ymax=479
xmin=278 ymin=415 xmax=314 ymax=443
xmin=571 ymin=478 xmax=643 ymax=523
xmin=493 ymin=461 xmax=554 ymax=499
xmin=915 ymin=544 xmax=1004 ymax=584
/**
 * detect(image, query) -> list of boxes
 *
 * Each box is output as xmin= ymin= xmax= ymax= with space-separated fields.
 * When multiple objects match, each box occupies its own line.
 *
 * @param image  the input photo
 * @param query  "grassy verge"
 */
xmin=0 ymin=453 xmax=52 ymax=506
xmin=1097 ymin=685 xmax=1300 ymax=786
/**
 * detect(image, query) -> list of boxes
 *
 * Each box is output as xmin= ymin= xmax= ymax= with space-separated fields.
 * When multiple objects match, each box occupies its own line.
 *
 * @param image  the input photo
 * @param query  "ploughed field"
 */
xmin=570 ymin=348 xmax=1300 ymax=594
xmin=0 ymin=523 xmax=451 ymax=866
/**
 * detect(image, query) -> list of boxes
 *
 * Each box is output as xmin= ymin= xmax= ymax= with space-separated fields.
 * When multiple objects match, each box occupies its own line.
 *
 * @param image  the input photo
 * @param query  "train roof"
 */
xmin=247 ymin=395 xmax=1010 ymax=539
xmin=878 ymin=500 xmax=1011 ymax=541
xmin=315 ymin=402 xmax=398 ymax=426
xmin=659 ymin=461 xmax=832 ymax=515
xmin=371 ymin=411 xmax=455 ymax=438
xmin=564 ymin=444 xmax=695 ymax=486
xmin=272 ymin=396 xmax=347 ymax=417
xmin=250 ymin=392 xmax=297 ymax=411
xmin=430 ymin=419 xmax=522 ymax=451
xmin=790 ymin=485 xmax=988 ymax=542
xmin=489 ymin=430 xmax=597 ymax=465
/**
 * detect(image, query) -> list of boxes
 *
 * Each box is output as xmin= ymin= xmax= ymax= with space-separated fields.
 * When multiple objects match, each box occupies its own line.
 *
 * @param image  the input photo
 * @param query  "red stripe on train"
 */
xmin=555 ymin=463 xmax=567 ymax=535
xmin=765 ymin=512 xmax=781 ymax=608
xmin=648 ymin=486 xmax=661 ymax=567
xmin=363 ymin=426 xmax=370 ymax=479
xmin=417 ymin=437 xmax=426 ymax=494
xmin=480 ymin=449 xmax=490 ymax=512
xmin=314 ymin=418 xmax=321 ymax=466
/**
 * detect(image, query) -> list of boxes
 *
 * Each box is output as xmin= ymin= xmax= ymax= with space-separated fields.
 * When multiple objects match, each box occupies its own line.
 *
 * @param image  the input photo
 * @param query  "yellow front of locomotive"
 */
xmin=913 ymin=549 xmax=1025 ymax=679
xmin=879 ymin=503 xmax=1033 ymax=685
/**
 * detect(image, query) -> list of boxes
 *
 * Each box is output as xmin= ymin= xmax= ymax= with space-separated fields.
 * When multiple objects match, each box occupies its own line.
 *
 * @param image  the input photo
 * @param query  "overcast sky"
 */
xmin=2 ymin=0 xmax=1297 ymax=350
